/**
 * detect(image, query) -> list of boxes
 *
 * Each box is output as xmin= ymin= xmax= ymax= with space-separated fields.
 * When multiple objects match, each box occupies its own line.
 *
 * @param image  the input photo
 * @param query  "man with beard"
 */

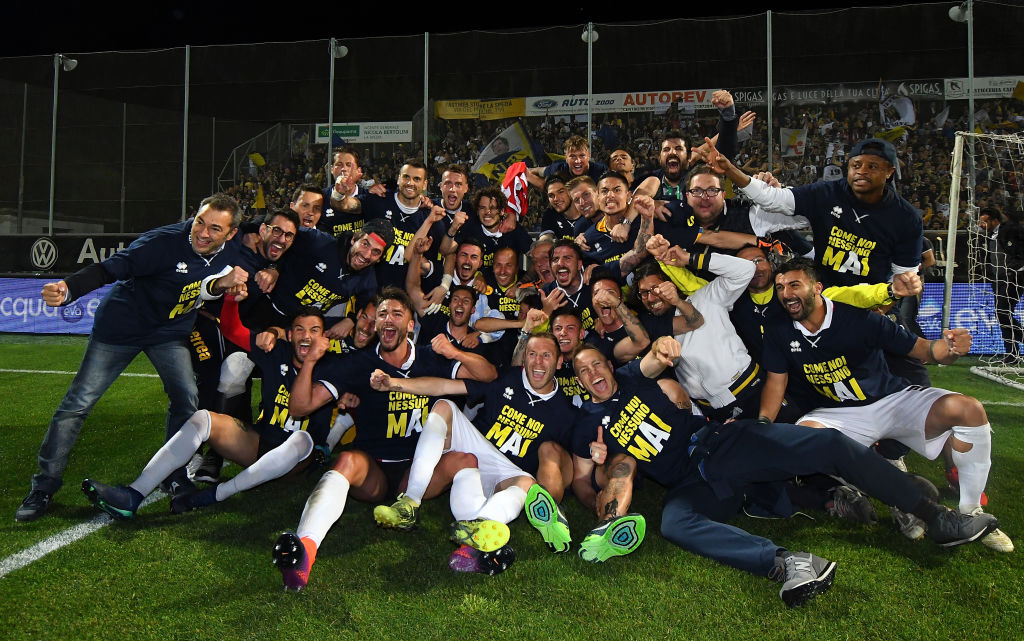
xmin=407 ymin=236 xmax=493 ymax=343
xmin=630 ymin=260 xmax=705 ymax=345
xmin=83 ymin=309 xmax=337 ymax=517
xmin=540 ymin=240 xmax=594 ymax=331
xmin=455 ymin=186 xmax=532 ymax=268
xmin=760 ymin=258 xmax=1013 ymax=552
xmin=332 ymin=159 xmax=452 ymax=290
xmin=577 ymin=173 xmax=660 ymax=275
xmin=318 ymin=147 xmax=385 ymax=237
xmin=634 ymin=91 xmax=741 ymax=201
xmin=289 ymin=184 xmax=325 ymax=230
xmin=272 ymin=287 xmax=498 ymax=590
xmin=243 ymin=218 xmax=394 ymax=337
xmin=370 ymin=332 xmax=577 ymax=562
xmin=526 ymin=135 xmax=608 ymax=190
xmin=571 ymin=340 xmax=999 ymax=606
xmin=16 ymin=194 xmax=249 ymax=521
xmin=436 ymin=164 xmax=471 ymax=226
xmin=540 ymin=175 xmax=585 ymax=240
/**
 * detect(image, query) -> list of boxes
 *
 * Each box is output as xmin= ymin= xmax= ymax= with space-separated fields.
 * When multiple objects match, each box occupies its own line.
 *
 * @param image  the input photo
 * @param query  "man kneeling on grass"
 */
xmin=569 ymin=338 xmax=998 ymax=607
xmin=82 ymin=308 xmax=337 ymax=517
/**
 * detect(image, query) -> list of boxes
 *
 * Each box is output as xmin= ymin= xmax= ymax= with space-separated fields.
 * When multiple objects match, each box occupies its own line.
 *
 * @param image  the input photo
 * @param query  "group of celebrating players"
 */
xmin=15 ymin=90 xmax=1013 ymax=608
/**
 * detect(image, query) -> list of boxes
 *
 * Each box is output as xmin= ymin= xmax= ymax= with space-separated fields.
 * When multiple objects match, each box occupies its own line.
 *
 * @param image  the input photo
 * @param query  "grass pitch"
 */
xmin=1 ymin=335 xmax=1022 ymax=640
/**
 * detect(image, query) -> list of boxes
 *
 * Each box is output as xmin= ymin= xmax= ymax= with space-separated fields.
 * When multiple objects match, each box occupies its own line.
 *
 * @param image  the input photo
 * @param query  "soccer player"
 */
xmin=290 ymin=184 xmax=325 ymax=230
xmin=369 ymin=331 xmax=577 ymax=561
xmin=760 ymin=258 xmax=1014 ymax=552
xmin=16 ymin=194 xmax=249 ymax=522
xmin=708 ymin=137 xmax=921 ymax=288
xmin=571 ymin=340 xmax=998 ymax=606
xmin=539 ymin=175 xmax=584 ymax=240
xmin=81 ymin=308 xmax=337 ymax=517
xmin=270 ymin=287 xmax=497 ymax=590
xmin=454 ymin=186 xmax=532 ymax=268
xmin=585 ymin=272 xmax=650 ymax=364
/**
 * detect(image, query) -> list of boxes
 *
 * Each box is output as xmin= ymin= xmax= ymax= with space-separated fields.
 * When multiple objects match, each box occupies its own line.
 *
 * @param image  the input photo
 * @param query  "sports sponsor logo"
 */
xmin=30 ymin=238 xmax=58 ymax=270
xmin=533 ymin=99 xmax=558 ymax=109
xmin=60 ymin=302 xmax=84 ymax=324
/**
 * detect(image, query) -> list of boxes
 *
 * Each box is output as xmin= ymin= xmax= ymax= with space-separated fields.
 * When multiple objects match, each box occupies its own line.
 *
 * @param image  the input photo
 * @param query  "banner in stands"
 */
xmin=436 ymin=99 xmax=525 ymax=120
xmin=0 ymin=235 xmax=136 ymax=274
xmin=314 ymin=122 xmax=412 ymax=143
xmin=0 ymin=278 xmax=112 ymax=335
xmin=523 ymin=90 xmax=719 ymax=116
xmin=944 ymin=76 xmax=1024 ymax=100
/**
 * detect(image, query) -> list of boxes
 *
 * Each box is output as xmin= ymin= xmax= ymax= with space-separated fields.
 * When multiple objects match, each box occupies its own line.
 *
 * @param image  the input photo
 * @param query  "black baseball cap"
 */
xmin=849 ymin=138 xmax=897 ymax=166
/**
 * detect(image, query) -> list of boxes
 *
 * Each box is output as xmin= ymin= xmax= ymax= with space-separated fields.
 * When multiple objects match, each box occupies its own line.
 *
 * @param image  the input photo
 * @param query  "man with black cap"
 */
xmin=708 ymin=137 xmax=921 ymax=289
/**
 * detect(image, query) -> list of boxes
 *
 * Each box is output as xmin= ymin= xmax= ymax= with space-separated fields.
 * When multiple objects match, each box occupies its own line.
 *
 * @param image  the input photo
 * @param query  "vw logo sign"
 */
xmin=533 ymin=99 xmax=557 ymax=109
xmin=30 ymin=237 xmax=58 ymax=270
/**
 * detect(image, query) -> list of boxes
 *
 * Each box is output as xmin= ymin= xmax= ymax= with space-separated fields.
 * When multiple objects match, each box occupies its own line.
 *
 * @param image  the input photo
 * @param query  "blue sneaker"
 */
xmin=170 ymin=486 xmax=218 ymax=514
xmin=578 ymin=514 xmax=646 ymax=563
xmin=82 ymin=479 xmax=143 ymax=520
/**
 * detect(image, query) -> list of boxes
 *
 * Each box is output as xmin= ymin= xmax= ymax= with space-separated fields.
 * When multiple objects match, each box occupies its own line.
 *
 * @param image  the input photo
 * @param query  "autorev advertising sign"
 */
xmin=0 ymin=278 xmax=113 ymax=334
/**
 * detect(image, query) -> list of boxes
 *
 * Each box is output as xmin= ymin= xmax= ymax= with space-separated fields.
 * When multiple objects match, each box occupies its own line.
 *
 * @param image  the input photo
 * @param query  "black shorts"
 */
xmin=377 ymin=459 xmax=412 ymax=499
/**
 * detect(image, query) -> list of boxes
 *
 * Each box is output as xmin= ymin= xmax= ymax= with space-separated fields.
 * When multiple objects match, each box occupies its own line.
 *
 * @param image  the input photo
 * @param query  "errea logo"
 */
xmin=315 ymin=262 xmax=326 ymax=272
xmin=175 ymin=262 xmax=188 ymax=274
xmin=790 ymin=340 xmax=802 ymax=353
xmin=280 ymin=364 xmax=289 ymax=376
xmin=385 ymin=210 xmax=393 ymax=220
xmin=830 ymin=206 xmax=843 ymax=219
xmin=503 ymin=386 xmax=514 ymax=400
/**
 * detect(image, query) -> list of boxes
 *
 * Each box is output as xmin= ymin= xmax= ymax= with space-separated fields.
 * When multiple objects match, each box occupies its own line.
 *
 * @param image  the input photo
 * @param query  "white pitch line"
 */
xmin=0 ymin=368 xmax=158 ymax=378
xmin=0 ymin=491 xmax=166 ymax=579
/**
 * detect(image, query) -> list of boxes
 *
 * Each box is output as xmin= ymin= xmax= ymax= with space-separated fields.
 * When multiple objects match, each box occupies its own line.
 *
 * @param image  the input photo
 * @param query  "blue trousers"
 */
xmin=660 ymin=421 xmax=926 ymax=577
xmin=31 ymin=337 xmax=197 ymax=495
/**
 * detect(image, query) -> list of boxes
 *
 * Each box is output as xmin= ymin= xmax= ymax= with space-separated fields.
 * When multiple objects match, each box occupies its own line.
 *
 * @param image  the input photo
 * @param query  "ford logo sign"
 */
xmin=533 ymin=99 xmax=558 ymax=109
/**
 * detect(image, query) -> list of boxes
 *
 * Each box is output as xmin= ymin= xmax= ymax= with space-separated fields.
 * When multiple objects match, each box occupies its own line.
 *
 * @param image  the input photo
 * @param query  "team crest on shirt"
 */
xmin=503 ymin=386 xmax=514 ymax=400
xmin=385 ymin=210 xmax=393 ymax=220
xmin=175 ymin=262 xmax=188 ymax=274
xmin=790 ymin=340 xmax=802 ymax=353
xmin=831 ymin=206 xmax=843 ymax=219
xmin=594 ymin=243 xmax=602 ymax=253
xmin=280 ymin=364 xmax=289 ymax=376
xmin=315 ymin=262 xmax=326 ymax=272
xmin=601 ymin=415 xmax=611 ymax=426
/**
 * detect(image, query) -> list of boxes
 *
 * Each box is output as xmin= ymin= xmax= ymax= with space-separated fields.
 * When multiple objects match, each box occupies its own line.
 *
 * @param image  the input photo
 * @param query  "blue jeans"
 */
xmin=31 ymin=338 xmax=198 ymax=495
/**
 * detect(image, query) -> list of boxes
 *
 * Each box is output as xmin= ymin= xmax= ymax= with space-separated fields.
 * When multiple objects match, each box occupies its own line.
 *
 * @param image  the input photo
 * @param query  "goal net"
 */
xmin=945 ymin=131 xmax=1024 ymax=390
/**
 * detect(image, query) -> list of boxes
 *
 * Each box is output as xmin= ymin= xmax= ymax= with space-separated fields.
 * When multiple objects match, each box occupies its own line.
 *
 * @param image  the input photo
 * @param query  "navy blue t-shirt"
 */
xmin=249 ymin=338 xmax=337 ymax=447
xmin=463 ymin=368 xmax=575 ymax=475
xmin=362 ymin=191 xmax=447 ymax=289
xmin=92 ymin=219 xmax=245 ymax=346
xmin=791 ymin=180 xmax=922 ymax=287
xmin=762 ymin=299 xmax=918 ymax=410
xmin=316 ymin=340 xmax=460 ymax=460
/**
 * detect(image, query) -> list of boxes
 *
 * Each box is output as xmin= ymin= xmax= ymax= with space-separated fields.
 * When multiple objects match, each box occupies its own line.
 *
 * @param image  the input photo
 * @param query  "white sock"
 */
xmin=476 ymin=486 xmax=527 ymax=524
xmin=296 ymin=470 xmax=350 ymax=548
xmin=951 ymin=423 xmax=992 ymax=513
xmin=404 ymin=411 xmax=448 ymax=503
xmin=215 ymin=431 xmax=313 ymax=502
xmin=130 ymin=410 xmax=210 ymax=495
xmin=327 ymin=413 xmax=355 ymax=450
xmin=450 ymin=468 xmax=487 ymax=521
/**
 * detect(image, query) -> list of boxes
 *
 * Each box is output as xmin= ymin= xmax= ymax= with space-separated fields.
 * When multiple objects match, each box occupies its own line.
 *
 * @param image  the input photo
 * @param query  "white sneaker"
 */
xmin=968 ymin=507 xmax=1014 ymax=553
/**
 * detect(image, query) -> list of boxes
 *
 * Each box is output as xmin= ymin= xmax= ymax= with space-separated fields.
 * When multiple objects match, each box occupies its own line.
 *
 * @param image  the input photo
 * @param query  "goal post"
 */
xmin=943 ymin=131 xmax=1024 ymax=389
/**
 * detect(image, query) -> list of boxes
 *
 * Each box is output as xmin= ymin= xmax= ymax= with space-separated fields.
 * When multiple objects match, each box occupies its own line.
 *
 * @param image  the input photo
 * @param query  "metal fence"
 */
xmin=0 ymin=1 xmax=1020 ymax=237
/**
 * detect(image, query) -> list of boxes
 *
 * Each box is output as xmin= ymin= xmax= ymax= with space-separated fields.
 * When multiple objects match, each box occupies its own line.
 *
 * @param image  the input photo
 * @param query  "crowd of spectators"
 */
xmin=228 ymin=97 xmax=1022 ymax=232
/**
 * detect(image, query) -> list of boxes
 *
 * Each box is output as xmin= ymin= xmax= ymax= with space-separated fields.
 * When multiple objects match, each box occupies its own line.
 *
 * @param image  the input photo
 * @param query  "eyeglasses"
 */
xmin=686 ymin=188 xmax=724 ymax=199
xmin=749 ymin=258 xmax=767 ymax=265
xmin=265 ymin=225 xmax=295 ymax=241
xmin=637 ymin=288 xmax=659 ymax=298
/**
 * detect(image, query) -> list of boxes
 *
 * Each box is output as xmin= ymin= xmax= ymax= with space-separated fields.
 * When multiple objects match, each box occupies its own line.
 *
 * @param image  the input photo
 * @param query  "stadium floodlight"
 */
xmin=948 ymin=1 xmax=970 ymax=22
xmin=48 ymin=53 xmax=78 ymax=236
xmin=332 ymin=43 xmax=348 ymax=59
xmin=580 ymin=26 xmax=599 ymax=43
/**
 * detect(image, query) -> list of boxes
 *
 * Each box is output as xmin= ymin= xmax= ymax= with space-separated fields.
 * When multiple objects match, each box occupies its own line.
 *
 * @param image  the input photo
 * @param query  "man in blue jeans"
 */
xmin=15 ymin=193 xmax=250 ymax=522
